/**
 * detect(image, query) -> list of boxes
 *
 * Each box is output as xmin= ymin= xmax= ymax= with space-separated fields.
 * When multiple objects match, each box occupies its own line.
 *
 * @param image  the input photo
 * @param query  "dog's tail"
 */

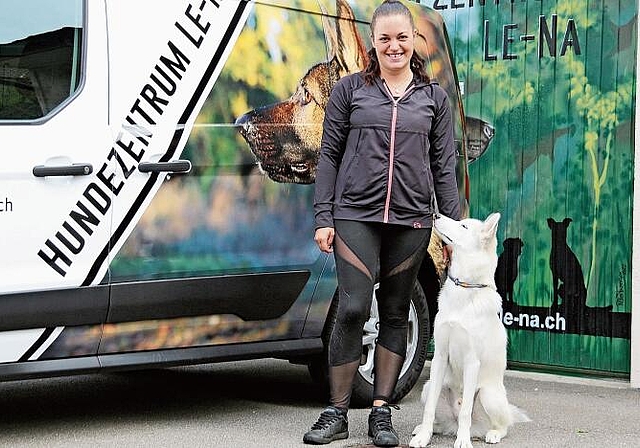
xmin=509 ymin=404 xmax=531 ymax=423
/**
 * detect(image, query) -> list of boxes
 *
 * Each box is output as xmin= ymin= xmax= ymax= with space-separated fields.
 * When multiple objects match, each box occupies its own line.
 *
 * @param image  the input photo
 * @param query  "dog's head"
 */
xmin=502 ymin=237 xmax=524 ymax=256
xmin=547 ymin=217 xmax=572 ymax=234
xmin=434 ymin=213 xmax=501 ymax=255
xmin=235 ymin=0 xmax=367 ymax=184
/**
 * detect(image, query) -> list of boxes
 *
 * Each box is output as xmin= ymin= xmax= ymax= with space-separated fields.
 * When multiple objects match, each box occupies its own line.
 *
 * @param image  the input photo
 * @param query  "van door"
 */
xmin=0 ymin=1 xmax=110 ymax=363
xmin=97 ymin=0 xmax=327 ymax=355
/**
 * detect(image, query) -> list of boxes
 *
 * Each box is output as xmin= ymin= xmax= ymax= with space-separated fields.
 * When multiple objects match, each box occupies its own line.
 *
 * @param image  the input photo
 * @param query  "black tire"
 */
xmin=308 ymin=280 xmax=430 ymax=408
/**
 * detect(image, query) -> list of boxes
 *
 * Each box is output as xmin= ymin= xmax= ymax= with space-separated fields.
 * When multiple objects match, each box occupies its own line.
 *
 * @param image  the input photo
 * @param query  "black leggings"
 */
xmin=328 ymin=219 xmax=431 ymax=409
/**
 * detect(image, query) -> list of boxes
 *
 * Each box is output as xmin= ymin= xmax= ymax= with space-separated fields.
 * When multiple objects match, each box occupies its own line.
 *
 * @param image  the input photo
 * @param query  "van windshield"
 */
xmin=0 ymin=0 xmax=84 ymax=120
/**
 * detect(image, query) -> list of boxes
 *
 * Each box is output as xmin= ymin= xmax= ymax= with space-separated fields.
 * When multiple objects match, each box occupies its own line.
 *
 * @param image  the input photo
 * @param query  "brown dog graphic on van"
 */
xmin=235 ymin=0 xmax=367 ymax=184
xmin=236 ymin=0 xmax=494 ymax=184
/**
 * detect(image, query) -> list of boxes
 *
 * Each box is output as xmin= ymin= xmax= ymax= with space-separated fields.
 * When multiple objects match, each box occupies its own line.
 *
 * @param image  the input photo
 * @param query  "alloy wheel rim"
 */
xmin=359 ymin=285 xmax=419 ymax=385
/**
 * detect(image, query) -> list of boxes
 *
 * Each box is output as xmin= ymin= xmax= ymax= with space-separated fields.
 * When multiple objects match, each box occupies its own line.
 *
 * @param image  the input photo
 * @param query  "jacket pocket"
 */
xmin=341 ymin=132 xmax=387 ymax=207
xmin=391 ymin=135 xmax=432 ymax=213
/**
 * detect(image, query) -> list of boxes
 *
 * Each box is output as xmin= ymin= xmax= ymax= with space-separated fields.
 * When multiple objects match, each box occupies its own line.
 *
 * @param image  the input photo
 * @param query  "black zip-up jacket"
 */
xmin=314 ymin=72 xmax=461 ymax=229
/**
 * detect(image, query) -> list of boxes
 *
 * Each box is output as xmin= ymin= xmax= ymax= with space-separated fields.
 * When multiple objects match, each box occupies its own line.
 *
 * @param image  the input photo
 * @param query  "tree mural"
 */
xmin=440 ymin=0 xmax=636 ymax=373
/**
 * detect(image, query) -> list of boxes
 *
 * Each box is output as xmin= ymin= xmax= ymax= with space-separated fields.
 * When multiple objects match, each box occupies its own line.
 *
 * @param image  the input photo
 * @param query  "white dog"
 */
xmin=410 ymin=213 xmax=529 ymax=448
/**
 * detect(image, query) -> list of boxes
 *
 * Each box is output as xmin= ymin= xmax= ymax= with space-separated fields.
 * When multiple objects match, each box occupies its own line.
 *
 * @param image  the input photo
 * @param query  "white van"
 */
xmin=0 ymin=0 xmax=479 ymax=406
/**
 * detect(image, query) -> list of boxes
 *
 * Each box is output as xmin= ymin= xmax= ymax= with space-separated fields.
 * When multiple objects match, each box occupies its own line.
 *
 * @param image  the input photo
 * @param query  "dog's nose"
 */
xmin=234 ymin=113 xmax=253 ymax=137
xmin=434 ymin=213 xmax=441 ymax=219
xmin=235 ymin=113 xmax=249 ymax=127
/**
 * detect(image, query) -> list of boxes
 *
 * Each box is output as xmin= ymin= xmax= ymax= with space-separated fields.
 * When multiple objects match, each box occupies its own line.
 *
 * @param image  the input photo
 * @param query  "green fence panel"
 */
xmin=431 ymin=0 xmax=637 ymax=376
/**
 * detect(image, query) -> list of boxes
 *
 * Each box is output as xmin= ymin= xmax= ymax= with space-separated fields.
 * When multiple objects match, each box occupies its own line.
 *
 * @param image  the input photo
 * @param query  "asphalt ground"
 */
xmin=300 ymin=362 xmax=640 ymax=448
xmin=0 ymin=358 xmax=638 ymax=447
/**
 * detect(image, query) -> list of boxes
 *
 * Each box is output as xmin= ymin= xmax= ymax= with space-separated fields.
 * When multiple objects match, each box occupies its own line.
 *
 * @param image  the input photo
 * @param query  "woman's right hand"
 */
xmin=314 ymin=227 xmax=335 ymax=253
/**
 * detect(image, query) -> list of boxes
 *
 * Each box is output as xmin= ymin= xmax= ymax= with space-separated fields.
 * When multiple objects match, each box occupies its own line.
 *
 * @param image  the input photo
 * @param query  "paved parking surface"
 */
xmin=0 ymin=358 xmax=638 ymax=447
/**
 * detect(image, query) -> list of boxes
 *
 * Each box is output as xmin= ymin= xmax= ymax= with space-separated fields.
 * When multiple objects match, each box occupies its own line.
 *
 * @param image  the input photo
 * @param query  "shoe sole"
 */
xmin=303 ymin=431 xmax=349 ymax=445
xmin=368 ymin=430 xmax=399 ymax=447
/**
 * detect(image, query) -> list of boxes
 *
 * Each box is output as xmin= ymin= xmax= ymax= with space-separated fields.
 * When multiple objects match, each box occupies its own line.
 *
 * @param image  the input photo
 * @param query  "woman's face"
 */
xmin=371 ymin=14 xmax=415 ymax=76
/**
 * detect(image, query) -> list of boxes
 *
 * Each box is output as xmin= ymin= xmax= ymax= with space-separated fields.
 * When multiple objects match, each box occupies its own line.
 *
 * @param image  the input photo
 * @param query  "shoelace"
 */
xmin=311 ymin=410 xmax=342 ymax=430
xmin=371 ymin=405 xmax=399 ymax=432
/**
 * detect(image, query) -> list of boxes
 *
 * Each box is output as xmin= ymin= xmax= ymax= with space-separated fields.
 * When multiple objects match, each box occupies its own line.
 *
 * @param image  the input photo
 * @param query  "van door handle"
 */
xmin=33 ymin=163 xmax=93 ymax=177
xmin=138 ymin=160 xmax=192 ymax=174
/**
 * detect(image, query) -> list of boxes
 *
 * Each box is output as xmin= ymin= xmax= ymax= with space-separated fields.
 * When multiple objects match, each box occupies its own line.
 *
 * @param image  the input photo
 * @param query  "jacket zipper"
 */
xmin=383 ymin=83 xmax=414 ymax=223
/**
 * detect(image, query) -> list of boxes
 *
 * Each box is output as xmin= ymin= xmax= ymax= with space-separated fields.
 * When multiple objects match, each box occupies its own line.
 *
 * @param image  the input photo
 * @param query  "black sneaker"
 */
xmin=303 ymin=406 xmax=349 ymax=444
xmin=368 ymin=404 xmax=400 ymax=447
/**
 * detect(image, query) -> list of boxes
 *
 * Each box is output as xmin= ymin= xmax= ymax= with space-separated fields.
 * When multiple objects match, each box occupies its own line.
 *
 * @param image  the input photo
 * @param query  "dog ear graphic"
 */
xmin=322 ymin=0 xmax=368 ymax=77
xmin=319 ymin=3 xmax=338 ymax=58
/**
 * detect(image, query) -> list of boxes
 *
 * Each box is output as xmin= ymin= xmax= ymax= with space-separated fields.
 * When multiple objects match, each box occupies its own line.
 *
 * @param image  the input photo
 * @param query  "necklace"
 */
xmin=384 ymin=72 xmax=413 ymax=95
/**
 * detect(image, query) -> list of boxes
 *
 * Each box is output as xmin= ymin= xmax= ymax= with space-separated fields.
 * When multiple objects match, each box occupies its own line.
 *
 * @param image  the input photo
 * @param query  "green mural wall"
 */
xmin=427 ymin=0 xmax=637 ymax=375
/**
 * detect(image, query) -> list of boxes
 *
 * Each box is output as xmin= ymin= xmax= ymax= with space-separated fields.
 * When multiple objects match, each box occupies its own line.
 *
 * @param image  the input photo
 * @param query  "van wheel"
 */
xmin=308 ymin=280 xmax=430 ymax=408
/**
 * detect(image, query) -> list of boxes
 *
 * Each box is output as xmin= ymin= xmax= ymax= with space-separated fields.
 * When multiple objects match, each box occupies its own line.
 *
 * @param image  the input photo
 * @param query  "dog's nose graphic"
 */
xmin=234 ymin=113 xmax=249 ymax=126
xmin=234 ymin=114 xmax=255 ymax=138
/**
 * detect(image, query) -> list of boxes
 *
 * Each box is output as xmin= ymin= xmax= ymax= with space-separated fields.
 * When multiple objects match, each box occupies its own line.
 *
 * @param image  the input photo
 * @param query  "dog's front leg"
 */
xmin=454 ymin=357 xmax=480 ymax=448
xmin=409 ymin=350 xmax=448 ymax=447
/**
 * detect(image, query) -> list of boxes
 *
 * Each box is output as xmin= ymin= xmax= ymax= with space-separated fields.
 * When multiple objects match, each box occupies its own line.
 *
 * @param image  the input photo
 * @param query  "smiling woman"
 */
xmin=307 ymin=0 xmax=461 ymax=445
xmin=371 ymin=13 xmax=415 ymax=93
xmin=364 ymin=0 xmax=431 ymax=97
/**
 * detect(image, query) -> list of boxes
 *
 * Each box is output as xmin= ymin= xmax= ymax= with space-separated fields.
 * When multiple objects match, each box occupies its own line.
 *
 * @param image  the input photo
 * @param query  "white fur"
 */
xmin=409 ymin=213 xmax=529 ymax=448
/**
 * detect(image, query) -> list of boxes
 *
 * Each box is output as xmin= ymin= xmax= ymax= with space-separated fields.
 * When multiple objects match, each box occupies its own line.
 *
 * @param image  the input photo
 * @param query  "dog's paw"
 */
xmin=454 ymin=437 xmax=474 ymax=448
xmin=411 ymin=423 xmax=423 ymax=436
xmin=409 ymin=429 xmax=432 ymax=447
xmin=485 ymin=430 xmax=503 ymax=444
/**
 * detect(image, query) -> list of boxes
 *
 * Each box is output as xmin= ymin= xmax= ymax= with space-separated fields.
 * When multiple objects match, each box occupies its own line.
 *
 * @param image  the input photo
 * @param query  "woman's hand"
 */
xmin=315 ymin=227 xmax=335 ymax=253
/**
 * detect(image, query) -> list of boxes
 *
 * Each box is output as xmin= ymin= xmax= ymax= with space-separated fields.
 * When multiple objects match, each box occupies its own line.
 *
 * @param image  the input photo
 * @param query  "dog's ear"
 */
xmin=320 ymin=3 xmax=338 ymax=59
xmin=324 ymin=0 xmax=368 ymax=77
xmin=482 ymin=213 xmax=501 ymax=241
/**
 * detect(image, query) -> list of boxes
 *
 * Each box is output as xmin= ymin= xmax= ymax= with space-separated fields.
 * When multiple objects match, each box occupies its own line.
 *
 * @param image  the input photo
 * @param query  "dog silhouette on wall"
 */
xmin=495 ymin=237 xmax=524 ymax=308
xmin=547 ymin=218 xmax=587 ymax=320
xmin=486 ymin=218 xmax=630 ymax=339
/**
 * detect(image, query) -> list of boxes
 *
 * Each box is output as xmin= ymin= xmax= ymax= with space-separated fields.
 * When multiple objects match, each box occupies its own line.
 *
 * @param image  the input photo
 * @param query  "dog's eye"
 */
xmin=300 ymin=88 xmax=312 ymax=106
xmin=461 ymin=224 xmax=468 ymax=229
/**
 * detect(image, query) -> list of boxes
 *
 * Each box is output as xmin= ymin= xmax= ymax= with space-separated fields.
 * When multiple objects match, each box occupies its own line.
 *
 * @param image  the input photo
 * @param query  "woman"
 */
xmin=304 ymin=0 xmax=460 ymax=446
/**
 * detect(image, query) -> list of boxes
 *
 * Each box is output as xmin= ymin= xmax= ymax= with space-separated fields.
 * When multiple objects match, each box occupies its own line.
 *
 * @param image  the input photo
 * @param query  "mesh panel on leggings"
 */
xmin=372 ymin=344 xmax=404 ymax=403
xmin=383 ymin=246 xmax=424 ymax=279
xmin=334 ymin=233 xmax=373 ymax=281
xmin=328 ymin=360 xmax=361 ymax=410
